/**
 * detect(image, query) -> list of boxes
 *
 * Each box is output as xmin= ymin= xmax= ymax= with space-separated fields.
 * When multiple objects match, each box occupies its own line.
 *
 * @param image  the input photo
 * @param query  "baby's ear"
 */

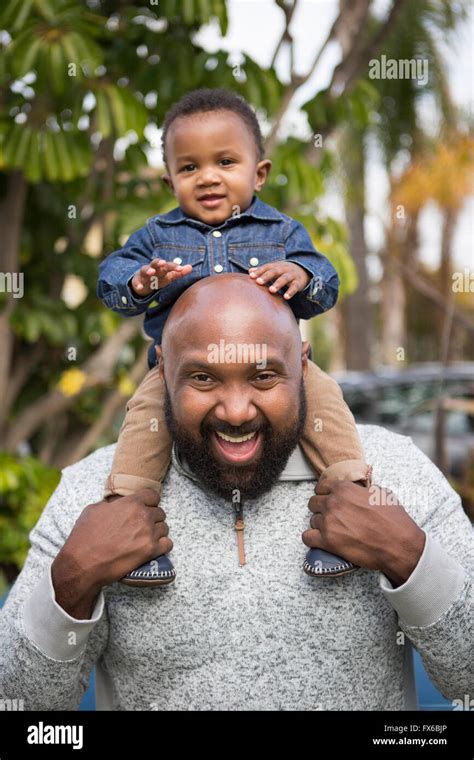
xmin=161 ymin=173 xmax=174 ymax=193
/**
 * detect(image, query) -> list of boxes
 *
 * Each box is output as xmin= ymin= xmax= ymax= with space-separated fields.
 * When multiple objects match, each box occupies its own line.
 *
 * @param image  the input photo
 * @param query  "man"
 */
xmin=0 ymin=275 xmax=472 ymax=710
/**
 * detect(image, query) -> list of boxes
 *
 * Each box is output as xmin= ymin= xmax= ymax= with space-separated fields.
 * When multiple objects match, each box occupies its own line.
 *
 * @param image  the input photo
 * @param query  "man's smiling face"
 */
xmin=159 ymin=275 xmax=309 ymax=500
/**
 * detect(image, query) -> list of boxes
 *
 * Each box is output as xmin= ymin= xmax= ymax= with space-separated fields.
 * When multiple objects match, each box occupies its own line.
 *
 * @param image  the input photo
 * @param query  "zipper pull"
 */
xmin=234 ymin=505 xmax=246 ymax=567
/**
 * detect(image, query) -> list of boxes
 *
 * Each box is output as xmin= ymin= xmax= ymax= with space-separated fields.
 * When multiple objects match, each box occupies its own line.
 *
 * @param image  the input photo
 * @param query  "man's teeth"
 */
xmin=216 ymin=431 xmax=256 ymax=443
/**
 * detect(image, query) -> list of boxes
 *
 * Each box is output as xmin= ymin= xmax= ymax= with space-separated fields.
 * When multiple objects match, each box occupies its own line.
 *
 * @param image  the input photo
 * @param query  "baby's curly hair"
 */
xmin=161 ymin=88 xmax=264 ymax=165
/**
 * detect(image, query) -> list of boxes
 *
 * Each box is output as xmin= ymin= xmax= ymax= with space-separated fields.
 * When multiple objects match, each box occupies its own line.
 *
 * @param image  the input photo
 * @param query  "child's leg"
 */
xmin=300 ymin=360 xmax=372 ymax=486
xmin=104 ymin=365 xmax=175 ymax=587
xmin=301 ymin=360 xmax=372 ymax=578
xmin=104 ymin=364 xmax=172 ymax=499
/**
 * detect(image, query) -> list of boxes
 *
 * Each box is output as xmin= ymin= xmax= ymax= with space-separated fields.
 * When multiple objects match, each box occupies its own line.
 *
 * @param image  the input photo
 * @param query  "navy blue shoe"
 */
xmin=120 ymin=554 xmax=176 ymax=587
xmin=303 ymin=548 xmax=359 ymax=578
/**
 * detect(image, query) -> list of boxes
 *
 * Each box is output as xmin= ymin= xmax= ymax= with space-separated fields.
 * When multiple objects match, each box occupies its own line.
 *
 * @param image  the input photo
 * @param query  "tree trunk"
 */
xmin=434 ymin=208 xmax=458 ymax=474
xmin=0 ymin=171 xmax=27 ymax=431
xmin=438 ymin=207 xmax=457 ymax=361
xmin=380 ymin=194 xmax=420 ymax=366
xmin=340 ymin=126 xmax=373 ymax=370
xmin=335 ymin=2 xmax=373 ymax=370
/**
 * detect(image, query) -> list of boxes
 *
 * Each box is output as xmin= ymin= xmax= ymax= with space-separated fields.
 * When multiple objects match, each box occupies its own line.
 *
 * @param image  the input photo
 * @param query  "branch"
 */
xmin=4 ymin=341 xmax=45 ymax=415
xmin=270 ymin=0 xmax=299 ymax=71
xmin=393 ymin=258 xmax=474 ymax=337
xmin=303 ymin=0 xmax=407 ymax=166
xmin=330 ymin=0 xmax=406 ymax=96
xmin=4 ymin=319 xmax=143 ymax=450
xmin=59 ymin=344 xmax=149 ymax=467
xmin=265 ymin=0 xmax=375 ymax=156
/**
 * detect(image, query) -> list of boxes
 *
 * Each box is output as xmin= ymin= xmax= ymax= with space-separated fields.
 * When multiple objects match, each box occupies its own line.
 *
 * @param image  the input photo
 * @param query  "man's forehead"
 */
xmin=175 ymin=346 xmax=287 ymax=371
xmin=168 ymin=316 xmax=296 ymax=355
xmin=161 ymin=275 xmax=302 ymax=357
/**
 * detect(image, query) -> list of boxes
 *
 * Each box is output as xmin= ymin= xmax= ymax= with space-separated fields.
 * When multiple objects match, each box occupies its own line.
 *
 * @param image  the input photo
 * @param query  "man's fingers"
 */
xmin=133 ymin=488 xmax=161 ymax=508
xmin=315 ymin=479 xmax=334 ymax=495
xmin=309 ymin=512 xmax=323 ymax=530
xmin=155 ymin=536 xmax=173 ymax=556
xmin=308 ymin=493 xmax=328 ymax=513
xmin=154 ymin=521 xmax=169 ymax=540
xmin=302 ymin=527 xmax=323 ymax=549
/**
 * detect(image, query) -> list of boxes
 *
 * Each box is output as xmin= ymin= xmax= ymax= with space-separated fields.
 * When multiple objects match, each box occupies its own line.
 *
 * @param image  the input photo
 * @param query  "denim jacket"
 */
xmin=97 ymin=195 xmax=339 ymax=364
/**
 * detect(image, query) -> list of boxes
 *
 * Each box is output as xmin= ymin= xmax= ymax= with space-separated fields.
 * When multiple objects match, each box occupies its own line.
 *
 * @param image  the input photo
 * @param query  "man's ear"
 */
xmin=162 ymin=173 xmax=175 ymax=194
xmin=254 ymin=159 xmax=272 ymax=192
xmin=155 ymin=345 xmax=165 ymax=380
xmin=301 ymin=340 xmax=310 ymax=377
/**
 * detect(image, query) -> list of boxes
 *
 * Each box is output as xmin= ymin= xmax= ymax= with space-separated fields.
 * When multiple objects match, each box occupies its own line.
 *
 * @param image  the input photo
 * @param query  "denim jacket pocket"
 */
xmin=228 ymin=242 xmax=285 ymax=272
xmin=151 ymin=244 xmax=206 ymax=305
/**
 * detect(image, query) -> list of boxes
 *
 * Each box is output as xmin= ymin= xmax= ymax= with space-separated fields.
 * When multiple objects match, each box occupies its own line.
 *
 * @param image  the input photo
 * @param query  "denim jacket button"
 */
xmin=214 ymin=264 xmax=224 ymax=273
xmin=121 ymin=296 xmax=128 ymax=304
xmin=249 ymin=257 xmax=259 ymax=266
xmin=212 ymin=230 xmax=222 ymax=237
xmin=173 ymin=257 xmax=182 ymax=265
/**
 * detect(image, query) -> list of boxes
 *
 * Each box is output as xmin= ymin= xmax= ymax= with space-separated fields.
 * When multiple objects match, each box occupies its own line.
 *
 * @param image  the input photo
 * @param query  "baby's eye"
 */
xmin=220 ymin=159 xmax=234 ymax=166
xmin=181 ymin=164 xmax=196 ymax=172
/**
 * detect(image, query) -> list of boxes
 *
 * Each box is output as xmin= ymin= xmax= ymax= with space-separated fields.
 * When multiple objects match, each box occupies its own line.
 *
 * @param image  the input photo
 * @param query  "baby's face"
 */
xmin=162 ymin=110 xmax=271 ymax=226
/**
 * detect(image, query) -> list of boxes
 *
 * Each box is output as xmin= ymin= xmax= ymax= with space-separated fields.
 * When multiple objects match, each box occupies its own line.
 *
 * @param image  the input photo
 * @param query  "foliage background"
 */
xmin=0 ymin=0 xmax=472 ymax=585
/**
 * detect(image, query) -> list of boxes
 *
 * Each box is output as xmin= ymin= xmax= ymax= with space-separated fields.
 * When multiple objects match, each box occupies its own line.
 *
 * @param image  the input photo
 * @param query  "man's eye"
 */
xmin=191 ymin=373 xmax=213 ymax=383
xmin=254 ymin=373 xmax=276 ymax=383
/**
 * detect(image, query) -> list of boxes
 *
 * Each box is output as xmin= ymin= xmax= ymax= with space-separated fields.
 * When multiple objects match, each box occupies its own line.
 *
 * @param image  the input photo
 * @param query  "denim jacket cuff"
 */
xmin=125 ymin=277 xmax=160 ymax=308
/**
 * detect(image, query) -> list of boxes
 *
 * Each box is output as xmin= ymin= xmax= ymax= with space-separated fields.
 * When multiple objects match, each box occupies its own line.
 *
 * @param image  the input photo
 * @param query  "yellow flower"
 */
xmin=57 ymin=368 xmax=87 ymax=396
xmin=118 ymin=375 xmax=136 ymax=397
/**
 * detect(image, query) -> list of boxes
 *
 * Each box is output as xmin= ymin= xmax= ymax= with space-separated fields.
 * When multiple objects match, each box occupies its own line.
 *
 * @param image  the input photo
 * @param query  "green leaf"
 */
xmin=24 ymin=130 xmax=42 ymax=183
xmin=48 ymin=42 xmax=67 ymax=94
xmin=11 ymin=125 xmax=33 ymax=168
xmin=182 ymin=0 xmax=195 ymax=25
xmin=42 ymin=129 xmax=61 ymax=181
xmin=33 ymin=0 xmax=56 ymax=21
xmin=69 ymin=31 xmax=102 ymax=71
xmin=3 ymin=125 xmax=23 ymax=167
xmin=197 ymin=0 xmax=210 ymax=23
xmin=9 ymin=0 xmax=33 ymax=32
xmin=95 ymin=88 xmax=112 ymax=138
xmin=60 ymin=32 xmax=83 ymax=75
xmin=54 ymin=129 xmax=75 ymax=182
xmin=11 ymin=34 xmax=42 ymax=77
xmin=106 ymin=85 xmax=127 ymax=136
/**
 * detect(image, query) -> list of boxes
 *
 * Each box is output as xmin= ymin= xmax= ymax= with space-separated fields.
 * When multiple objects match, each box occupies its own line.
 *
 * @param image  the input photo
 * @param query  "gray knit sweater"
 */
xmin=0 ymin=425 xmax=472 ymax=711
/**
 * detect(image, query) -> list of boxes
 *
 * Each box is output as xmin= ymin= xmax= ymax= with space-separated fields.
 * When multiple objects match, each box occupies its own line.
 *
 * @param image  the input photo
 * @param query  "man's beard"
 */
xmin=164 ymin=380 xmax=307 ymax=501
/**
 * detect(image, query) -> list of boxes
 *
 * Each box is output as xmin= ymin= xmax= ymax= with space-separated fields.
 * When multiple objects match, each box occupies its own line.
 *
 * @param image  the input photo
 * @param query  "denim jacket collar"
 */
xmin=154 ymin=195 xmax=283 ymax=228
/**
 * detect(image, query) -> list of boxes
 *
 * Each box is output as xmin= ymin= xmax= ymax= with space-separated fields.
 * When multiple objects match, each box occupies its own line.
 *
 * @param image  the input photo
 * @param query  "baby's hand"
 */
xmin=131 ymin=259 xmax=193 ymax=297
xmin=248 ymin=261 xmax=311 ymax=300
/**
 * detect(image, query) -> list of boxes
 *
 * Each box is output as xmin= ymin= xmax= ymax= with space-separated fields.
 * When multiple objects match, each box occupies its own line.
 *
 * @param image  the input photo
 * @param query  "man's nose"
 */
xmin=213 ymin=388 xmax=258 ymax=428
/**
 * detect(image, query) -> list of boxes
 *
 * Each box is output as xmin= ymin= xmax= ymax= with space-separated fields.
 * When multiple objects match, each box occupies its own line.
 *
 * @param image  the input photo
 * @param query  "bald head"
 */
xmin=161 ymin=273 xmax=302 ymax=363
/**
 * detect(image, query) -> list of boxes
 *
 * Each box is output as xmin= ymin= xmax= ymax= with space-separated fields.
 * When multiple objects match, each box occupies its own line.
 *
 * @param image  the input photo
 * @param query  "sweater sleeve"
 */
xmin=379 ymin=439 xmax=474 ymax=702
xmin=0 ymin=473 xmax=109 ymax=711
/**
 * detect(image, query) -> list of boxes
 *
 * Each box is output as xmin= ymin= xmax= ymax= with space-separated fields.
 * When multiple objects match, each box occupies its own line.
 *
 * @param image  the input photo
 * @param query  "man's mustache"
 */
xmin=201 ymin=421 xmax=270 ymax=438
